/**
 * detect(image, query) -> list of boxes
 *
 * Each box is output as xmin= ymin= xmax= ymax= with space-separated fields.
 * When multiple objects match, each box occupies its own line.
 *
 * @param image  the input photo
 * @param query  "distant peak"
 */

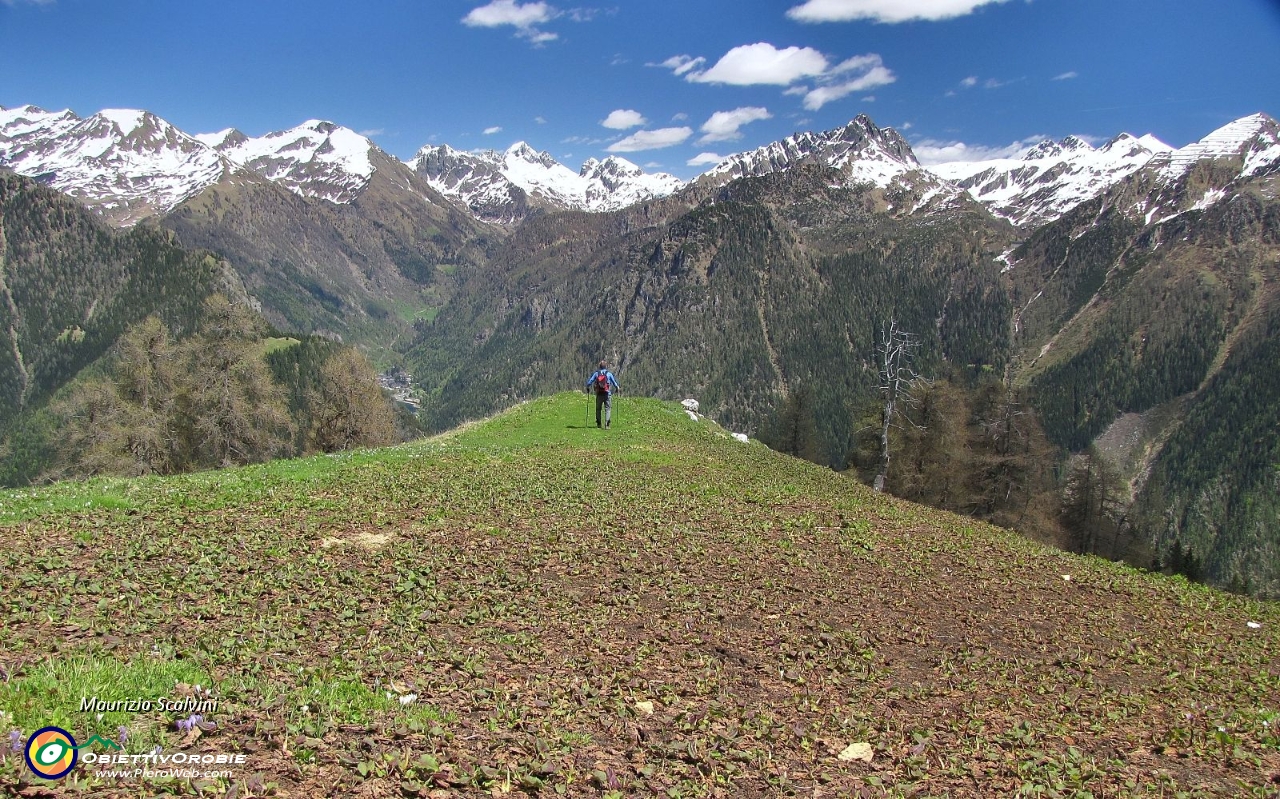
xmin=97 ymin=108 xmax=149 ymax=136
xmin=1136 ymin=134 xmax=1174 ymax=152
xmin=837 ymin=115 xmax=878 ymax=140
xmin=1237 ymin=111 xmax=1276 ymax=127
xmin=301 ymin=120 xmax=342 ymax=135
xmin=1101 ymin=132 xmax=1172 ymax=155
xmin=587 ymin=156 xmax=641 ymax=178
xmin=1201 ymin=113 xmax=1278 ymax=143
xmin=1024 ymin=136 xmax=1092 ymax=160
xmin=413 ymin=142 xmax=463 ymax=159
xmin=506 ymin=142 xmax=559 ymax=169
xmin=0 ymin=104 xmax=76 ymax=128
xmin=195 ymin=128 xmax=247 ymax=150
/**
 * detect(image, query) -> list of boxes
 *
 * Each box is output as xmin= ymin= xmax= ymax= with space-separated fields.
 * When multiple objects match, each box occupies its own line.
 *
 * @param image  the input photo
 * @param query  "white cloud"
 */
xmin=651 ymin=55 xmax=706 ymax=77
xmin=483 ymin=126 xmax=503 ymax=135
xmin=830 ymin=54 xmax=881 ymax=75
xmin=671 ymin=112 xmax=689 ymax=121
xmin=698 ymin=107 xmax=772 ymax=144
xmin=803 ymin=54 xmax=895 ymax=109
xmin=535 ymin=116 xmax=548 ymax=124
xmin=1053 ymin=71 xmax=1079 ymax=81
xmin=958 ymin=74 xmax=1016 ymax=90
xmin=658 ymin=44 xmax=895 ymax=111
xmin=462 ymin=0 xmax=555 ymax=27
xmin=606 ymin=127 xmax=693 ymax=153
xmin=688 ymin=43 xmax=829 ymax=86
xmin=688 ymin=152 xmax=725 ymax=167
xmin=462 ymin=0 xmax=560 ymax=43
xmin=601 ymin=109 xmax=648 ymax=130
xmin=359 ymin=128 xmax=385 ymax=137
xmin=787 ymin=0 xmax=1012 ymax=23
xmin=912 ymin=135 xmax=1044 ymax=165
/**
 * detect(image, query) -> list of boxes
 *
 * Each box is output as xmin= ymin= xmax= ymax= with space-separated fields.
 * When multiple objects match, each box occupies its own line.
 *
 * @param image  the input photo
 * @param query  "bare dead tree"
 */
xmin=873 ymin=318 xmax=925 ymax=492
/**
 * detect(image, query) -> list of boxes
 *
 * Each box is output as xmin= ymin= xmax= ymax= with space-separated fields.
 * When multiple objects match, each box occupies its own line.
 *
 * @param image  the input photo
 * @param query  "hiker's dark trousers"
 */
xmin=595 ymin=391 xmax=612 ymax=427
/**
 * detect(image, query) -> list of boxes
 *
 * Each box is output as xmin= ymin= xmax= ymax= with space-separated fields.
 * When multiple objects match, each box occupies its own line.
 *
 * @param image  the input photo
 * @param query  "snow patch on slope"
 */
xmin=97 ymin=109 xmax=147 ymax=137
xmin=1156 ymin=113 xmax=1279 ymax=179
xmin=212 ymin=120 xmax=375 ymax=203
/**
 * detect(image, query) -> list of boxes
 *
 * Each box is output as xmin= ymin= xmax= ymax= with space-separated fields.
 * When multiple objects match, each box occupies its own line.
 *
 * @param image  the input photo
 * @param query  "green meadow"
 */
xmin=0 ymin=394 xmax=1276 ymax=797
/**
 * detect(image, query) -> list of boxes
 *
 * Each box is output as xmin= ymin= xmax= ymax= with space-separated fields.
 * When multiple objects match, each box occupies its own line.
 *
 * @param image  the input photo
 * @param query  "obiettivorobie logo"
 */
xmin=22 ymin=726 xmax=120 ymax=780
xmin=20 ymin=724 xmax=246 ymax=781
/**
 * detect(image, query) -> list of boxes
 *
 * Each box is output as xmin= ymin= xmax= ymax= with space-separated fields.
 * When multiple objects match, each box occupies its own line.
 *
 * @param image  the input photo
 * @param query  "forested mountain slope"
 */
xmin=0 ymin=171 xmax=235 ymax=429
xmin=407 ymin=165 xmax=1016 ymax=466
xmin=159 ymin=150 xmax=495 ymax=355
xmin=1006 ymin=159 xmax=1280 ymax=592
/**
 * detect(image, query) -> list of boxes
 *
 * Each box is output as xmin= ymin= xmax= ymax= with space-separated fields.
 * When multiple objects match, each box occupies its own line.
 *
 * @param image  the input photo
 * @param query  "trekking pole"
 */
xmin=586 ymin=390 xmax=591 ymax=427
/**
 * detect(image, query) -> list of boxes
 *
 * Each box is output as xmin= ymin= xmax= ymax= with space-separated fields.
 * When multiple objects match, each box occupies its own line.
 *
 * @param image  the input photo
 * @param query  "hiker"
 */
xmin=585 ymin=360 xmax=621 ymax=428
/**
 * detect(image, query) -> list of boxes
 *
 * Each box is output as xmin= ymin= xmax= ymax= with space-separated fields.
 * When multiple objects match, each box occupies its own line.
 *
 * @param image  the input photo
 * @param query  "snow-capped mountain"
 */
xmin=1127 ymin=113 xmax=1280 ymax=225
xmin=927 ymin=113 xmax=1280 ymax=228
xmin=701 ymin=115 xmax=930 ymax=189
xmin=928 ymin=133 xmax=1175 ymax=228
xmin=695 ymin=115 xmax=962 ymax=215
xmin=198 ymin=120 xmax=377 ymax=205
xmin=409 ymin=143 xmax=522 ymax=223
xmin=0 ymin=105 xmax=234 ymax=226
xmin=579 ymin=156 xmax=684 ymax=211
xmin=5 ymin=102 xmax=1277 ymax=234
xmin=1154 ymin=112 xmax=1280 ymax=181
xmin=409 ymin=142 xmax=682 ymax=223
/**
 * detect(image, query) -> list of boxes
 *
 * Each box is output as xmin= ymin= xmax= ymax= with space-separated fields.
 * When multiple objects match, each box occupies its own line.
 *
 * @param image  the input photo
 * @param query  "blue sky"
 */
xmin=2 ymin=0 xmax=1278 ymax=178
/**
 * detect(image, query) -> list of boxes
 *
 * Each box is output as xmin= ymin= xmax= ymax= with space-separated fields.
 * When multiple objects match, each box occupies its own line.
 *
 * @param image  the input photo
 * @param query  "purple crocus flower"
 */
xmin=117 ymin=726 xmax=129 ymax=745
xmin=8 ymin=730 xmax=21 ymax=753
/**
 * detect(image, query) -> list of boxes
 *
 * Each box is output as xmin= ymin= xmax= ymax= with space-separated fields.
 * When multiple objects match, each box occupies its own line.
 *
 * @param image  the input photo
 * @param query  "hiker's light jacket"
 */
xmin=586 ymin=370 xmax=621 ymax=394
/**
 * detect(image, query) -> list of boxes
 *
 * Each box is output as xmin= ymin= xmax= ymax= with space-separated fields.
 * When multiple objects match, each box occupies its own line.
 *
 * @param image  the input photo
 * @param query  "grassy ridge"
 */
xmin=1 ymin=394 xmax=1277 ymax=797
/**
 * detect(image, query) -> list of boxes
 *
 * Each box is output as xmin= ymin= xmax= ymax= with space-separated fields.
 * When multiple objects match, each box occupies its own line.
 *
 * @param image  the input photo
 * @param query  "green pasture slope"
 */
xmin=1 ymin=393 xmax=1277 ymax=797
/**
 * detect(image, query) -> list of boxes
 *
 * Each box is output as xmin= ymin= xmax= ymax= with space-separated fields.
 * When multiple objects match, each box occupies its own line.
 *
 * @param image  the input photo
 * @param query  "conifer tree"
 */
xmin=307 ymin=347 xmax=397 ymax=453
xmin=1061 ymin=447 xmax=1128 ymax=556
xmin=182 ymin=295 xmax=294 ymax=468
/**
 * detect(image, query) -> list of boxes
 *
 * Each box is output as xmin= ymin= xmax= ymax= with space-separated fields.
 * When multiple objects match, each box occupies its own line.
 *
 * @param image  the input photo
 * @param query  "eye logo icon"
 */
xmin=24 ymin=726 xmax=78 ymax=780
